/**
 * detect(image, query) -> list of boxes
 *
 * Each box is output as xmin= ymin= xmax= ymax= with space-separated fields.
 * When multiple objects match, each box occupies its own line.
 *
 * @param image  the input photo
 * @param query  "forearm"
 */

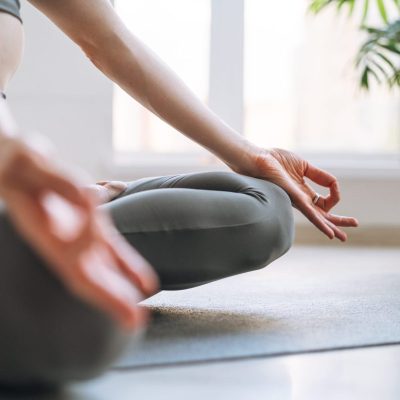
xmin=28 ymin=0 xmax=258 ymax=173
xmin=88 ymin=31 xmax=257 ymax=172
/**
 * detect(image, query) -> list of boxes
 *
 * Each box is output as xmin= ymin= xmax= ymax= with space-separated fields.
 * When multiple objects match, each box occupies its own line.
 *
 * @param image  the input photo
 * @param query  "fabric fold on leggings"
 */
xmin=0 ymin=171 xmax=294 ymax=386
xmin=103 ymin=171 xmax=294 ymax=289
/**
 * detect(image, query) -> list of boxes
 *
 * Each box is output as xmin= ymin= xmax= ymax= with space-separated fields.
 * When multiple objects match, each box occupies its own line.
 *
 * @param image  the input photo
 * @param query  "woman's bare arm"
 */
xmin=28 ymin=0 xmax=257 ymax=173
xmin=29 ymin=0 xmax=358 ymax=240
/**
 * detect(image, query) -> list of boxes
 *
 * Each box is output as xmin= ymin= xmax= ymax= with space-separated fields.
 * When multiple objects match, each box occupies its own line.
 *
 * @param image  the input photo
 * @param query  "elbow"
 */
xmin=77 ymin=27 xmax=128 ymax=73
xmin=79 ymin=37 xmax=104 ymax=69
xmin=72 ymin=25 xmax=111 ymax=70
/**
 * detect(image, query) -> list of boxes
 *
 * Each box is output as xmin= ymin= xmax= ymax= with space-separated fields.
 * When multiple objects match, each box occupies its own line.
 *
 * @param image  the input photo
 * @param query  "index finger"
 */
xmin=37 ymin=167 xmax=95 ymax=211
xmin=69 ymin=249 xmax=147 ymax=330
xmin=305 ymin=163 xmax=340 ymax=211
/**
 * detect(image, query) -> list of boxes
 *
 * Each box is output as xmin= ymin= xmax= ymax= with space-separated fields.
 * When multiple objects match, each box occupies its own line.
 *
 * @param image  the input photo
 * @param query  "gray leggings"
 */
xmin=0 ymin=171 xmax=294 ymax=387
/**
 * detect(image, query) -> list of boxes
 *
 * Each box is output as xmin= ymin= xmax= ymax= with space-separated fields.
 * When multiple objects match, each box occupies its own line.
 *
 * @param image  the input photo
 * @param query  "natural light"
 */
xmin=113 ymin=0 xmax=400 ymax=158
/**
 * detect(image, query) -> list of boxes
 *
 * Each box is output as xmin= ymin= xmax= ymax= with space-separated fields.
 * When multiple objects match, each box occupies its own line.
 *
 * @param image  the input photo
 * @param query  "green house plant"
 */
xmin=310 ymin=0 xmax=400 ymax=89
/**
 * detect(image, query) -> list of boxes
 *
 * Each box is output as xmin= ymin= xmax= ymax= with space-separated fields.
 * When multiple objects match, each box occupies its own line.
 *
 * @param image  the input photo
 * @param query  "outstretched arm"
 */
xmin=29 ymin=0 xmax=358 ymax=240
xmin=28 ymin=0 xmax=255 ymax=172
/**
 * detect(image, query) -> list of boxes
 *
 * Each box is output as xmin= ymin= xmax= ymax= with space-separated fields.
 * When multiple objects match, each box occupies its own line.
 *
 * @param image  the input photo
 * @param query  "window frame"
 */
xmin=111 ymin=0 xmax=400 ymax=178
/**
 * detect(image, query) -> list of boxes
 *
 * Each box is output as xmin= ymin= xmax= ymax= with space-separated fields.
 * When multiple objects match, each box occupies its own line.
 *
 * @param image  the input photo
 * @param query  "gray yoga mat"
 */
xmin=114 ymin=246 xmax=400 ymax=369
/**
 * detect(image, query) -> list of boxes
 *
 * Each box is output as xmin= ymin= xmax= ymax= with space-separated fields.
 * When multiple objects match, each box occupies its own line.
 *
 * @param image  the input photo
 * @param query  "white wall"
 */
xmin=7 ymin=1 xmax=400 ymax=229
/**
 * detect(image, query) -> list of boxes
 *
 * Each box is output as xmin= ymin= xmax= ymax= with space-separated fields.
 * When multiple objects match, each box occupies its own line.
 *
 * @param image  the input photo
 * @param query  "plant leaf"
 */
xmin=369 ymin=58 xmax=391 ymax=79
xmin=309 ymin=0 xmax=332 ymax=13
xmin=390 ymin=70 xmax=400 ymax=87
xmin=376 ymin=0 xmax=389 ymax=24
xmin=337 ymin=0 xmax=348 ymax=10
xmin=362 ymin=25 xmax=386 ymax=35
xmin=379 ymin=42 xmax=400 ymax=55
xmin=348 ymin=0 xmax=356 ymax=14
xmin=367 ymin=64 xmax=382 ymax=83
xmin=310 ymin=0 xmax=400 ymax=89
xmin=361 ymin=66 xmax=370 ymax=89
xmin=373 ymin=50 xmax=398 ymax=75
xmin=362 ymin=0 xmax=370 ymax=24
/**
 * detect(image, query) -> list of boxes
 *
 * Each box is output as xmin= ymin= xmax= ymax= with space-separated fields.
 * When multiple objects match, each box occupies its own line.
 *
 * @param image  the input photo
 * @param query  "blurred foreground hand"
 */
xmin=0 ymin=105 xmax=158 ymax=330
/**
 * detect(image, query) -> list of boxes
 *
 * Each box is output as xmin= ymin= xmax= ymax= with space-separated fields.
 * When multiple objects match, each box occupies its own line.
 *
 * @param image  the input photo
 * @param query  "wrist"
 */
xmin=225 ymin=139 xmax=263 ymax=177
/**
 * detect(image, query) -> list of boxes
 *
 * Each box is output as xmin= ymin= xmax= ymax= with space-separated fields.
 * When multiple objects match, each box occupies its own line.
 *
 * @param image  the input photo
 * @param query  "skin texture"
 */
xmin=253 ymin=148 xmax=358 ymax=241
xmin=0 ymin=0 xmax=358 ymax=328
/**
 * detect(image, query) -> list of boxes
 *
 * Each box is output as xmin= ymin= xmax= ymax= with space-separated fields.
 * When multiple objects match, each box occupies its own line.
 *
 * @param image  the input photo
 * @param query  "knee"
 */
xmin=35 ymin=301 xmax=131 ymax=386
xmin=240 ymin=183 xmax=294 ymax=272
xmin=0 ymin=272 xmax=131 ymax=387
xmin=0 ymin=220 xmax=131 ymax=387
xmin=230 ymin=174 xmax=294 ymax=260
xmin=270 ymin=184 xmax=295 ymax=256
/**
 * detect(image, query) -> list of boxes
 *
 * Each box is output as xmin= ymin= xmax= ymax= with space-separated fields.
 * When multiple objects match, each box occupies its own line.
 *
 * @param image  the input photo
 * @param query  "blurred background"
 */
xmin=7 ymin=0 xmax=400 ymax=244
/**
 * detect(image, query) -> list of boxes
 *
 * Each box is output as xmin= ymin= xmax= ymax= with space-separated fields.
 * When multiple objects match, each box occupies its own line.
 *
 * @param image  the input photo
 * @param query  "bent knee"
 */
xmin=0 ymin=221 xmax=130 ymax=387
xmin=268 ymin=183 xmax=295 ymax=256
xmin=237 ymin=182 xmax=294 ymax=273
xmin=0 ymin=298 xmax=130 ymax=388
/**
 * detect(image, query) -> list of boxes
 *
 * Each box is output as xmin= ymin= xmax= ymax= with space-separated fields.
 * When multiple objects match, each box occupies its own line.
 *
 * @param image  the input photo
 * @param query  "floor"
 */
xmin=63 ymin=344 xmax=400 ymax=400
xmin=1 ymin=245 xmax=399 ymax=400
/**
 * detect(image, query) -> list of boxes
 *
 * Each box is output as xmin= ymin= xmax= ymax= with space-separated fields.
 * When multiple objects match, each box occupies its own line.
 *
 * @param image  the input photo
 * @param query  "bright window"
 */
xmin=114 ymin=0 xmax=400 ymax=158
xmin=113 ymin=0 xmax=210 ymax=154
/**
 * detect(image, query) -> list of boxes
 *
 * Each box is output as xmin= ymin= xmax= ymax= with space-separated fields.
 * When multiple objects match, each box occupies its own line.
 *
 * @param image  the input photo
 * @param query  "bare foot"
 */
xmin=85 ymin=181 xmax=128 ymax=204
